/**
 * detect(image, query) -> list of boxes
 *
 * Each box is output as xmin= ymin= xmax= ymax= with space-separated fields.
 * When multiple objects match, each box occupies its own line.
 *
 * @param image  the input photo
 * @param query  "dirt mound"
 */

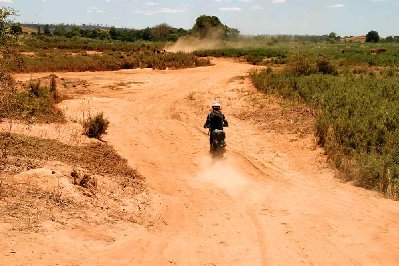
xmin=0 ymin=132 xmax=150 ymax=232
xmin=0 ymin=163 xmax=152 ymax=231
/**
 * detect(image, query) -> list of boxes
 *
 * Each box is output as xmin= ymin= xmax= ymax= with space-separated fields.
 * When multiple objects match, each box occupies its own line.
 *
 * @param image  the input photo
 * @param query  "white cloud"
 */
xmin=145 ymin=2 xmax=159 ymax=6
xmin=135 ymin=7 xmax=185 ymax=16
xmin=238 ymin=0 xmax=252 ymax=3
xmin=0 ymin=0 xmax=13 ymax=3
xmin=160 ymin=8 xmax=185 ymax=13
xmin=251 ymin=4 xmax=264 ymax=10
xmin=370 ymin=0 xmax=386 ymax=2
xmin=88 ymin=7 xmax=106 ymax=14
xmin=219 ymin=7 xmax=242 ymax=11
xmin=272 ymin=0 xmax=286 ymax=3
xmin=328 ymin=3 xmax=345 ymax=8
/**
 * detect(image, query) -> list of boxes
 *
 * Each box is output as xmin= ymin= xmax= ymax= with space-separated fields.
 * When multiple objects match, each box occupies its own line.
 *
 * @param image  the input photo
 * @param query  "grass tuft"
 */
xmin=82 ymin=112 xmax=110 ymax=139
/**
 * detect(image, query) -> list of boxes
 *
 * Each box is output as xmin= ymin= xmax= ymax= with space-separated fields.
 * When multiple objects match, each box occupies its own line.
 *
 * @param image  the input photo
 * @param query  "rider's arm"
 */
xmin=203 ymin=113 xmax=210 ymax=128
xmin=223 ymin=114 xmax=229 ymax=127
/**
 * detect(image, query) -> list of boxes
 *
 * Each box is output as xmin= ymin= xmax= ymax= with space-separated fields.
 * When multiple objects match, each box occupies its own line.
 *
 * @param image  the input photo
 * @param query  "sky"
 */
xmin=1 ymin=0 xmax=398 ymax=36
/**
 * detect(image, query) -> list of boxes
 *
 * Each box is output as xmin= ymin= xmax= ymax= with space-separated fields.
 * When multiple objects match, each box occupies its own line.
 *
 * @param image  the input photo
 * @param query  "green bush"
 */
xmin=316 ymin=57 xmax=337 ymax=75
xmin=193 ymin=47 xmax=288 ymax=65
xmin=285 ymin=53 xmax=316 ymax=76
xmin=251 ymin=70 xmax=399 ymax=199
xmin=82 ymin=112 xmax=110 ymax=139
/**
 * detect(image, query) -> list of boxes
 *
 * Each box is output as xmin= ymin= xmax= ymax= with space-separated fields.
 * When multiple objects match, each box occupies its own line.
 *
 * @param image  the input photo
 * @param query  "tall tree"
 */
xmin=366 ymin=30 xmax=380 ymax=43
xmin=192 ymin=15 xmax=239 ymax=40
xmin=43 ymin=24 xmax=51 ymax=36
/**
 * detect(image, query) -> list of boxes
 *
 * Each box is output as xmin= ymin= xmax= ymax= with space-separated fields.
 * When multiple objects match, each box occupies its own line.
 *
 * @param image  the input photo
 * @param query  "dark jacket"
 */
xmin=203 ymin=110 xmax=228 ymax=131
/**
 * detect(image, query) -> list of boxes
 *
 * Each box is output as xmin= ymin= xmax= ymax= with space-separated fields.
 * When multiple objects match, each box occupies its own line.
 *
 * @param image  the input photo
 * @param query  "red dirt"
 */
xmin=2 ymin=58 xmax=399 ymax=265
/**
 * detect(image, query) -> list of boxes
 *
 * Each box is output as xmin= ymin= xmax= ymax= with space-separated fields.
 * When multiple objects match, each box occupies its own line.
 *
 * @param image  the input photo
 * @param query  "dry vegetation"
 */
xmin=1 ymin=74 xmax=65 ymax=123
xmin=14 ymin=50 xmax=211 ymax=73
xmin=82 ymin=112 xmax=110 ymax=139
xmin=13 ymin=36 xmax=211 ymax=73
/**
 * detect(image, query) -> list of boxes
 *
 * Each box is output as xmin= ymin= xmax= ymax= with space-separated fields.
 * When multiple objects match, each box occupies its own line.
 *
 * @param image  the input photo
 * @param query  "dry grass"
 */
xmin=0 ymin=133 xmax=140 ymax=179
xmin=12 ymin=50 xmax=211 ymax=73
xmin=1 ymin=74 xmax=65 ymax=123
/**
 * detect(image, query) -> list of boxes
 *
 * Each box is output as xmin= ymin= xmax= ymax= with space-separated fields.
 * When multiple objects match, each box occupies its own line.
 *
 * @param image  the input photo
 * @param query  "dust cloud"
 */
xmin=195 ymin=157 xmax=249 ymax=197
xmin=166 ymin=36 xmax=224 ymax=53
xmin=166 ymin=28 xmax=225 ymax=53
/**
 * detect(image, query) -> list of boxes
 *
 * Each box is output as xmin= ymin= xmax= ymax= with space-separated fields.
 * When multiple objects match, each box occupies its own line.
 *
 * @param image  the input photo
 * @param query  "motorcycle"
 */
xmin=209 ymin=125 xmax=228 ymax=155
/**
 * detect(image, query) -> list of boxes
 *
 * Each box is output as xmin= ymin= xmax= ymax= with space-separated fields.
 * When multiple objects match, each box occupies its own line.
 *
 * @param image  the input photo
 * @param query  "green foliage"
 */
xmin=0 ymin=7 xmax=22 ymax=72
xmin=191 ymin=15 xmax=239 ymax=40
xmin=14 ymin=49 xmax=210 ymax=73
xmin=251 ymin=70 xmax=399 ymax=199
xmin=384 ymin=36 xmax=399 ymax=43
xmin=285 ymin=53 xmax=316 ymax=76
xmin=6 ymin=36 xmax=210 ymax=73
xmin=0 ymin=7 xmax=18 ymax=46
xmin=0 ymin=8 xmax=26 ymax=121
xmin=82 ymin=112 xmax=110 ymax=139
xmin=43 ymin=24 xmax=51 ymax=36
xmin=328 ymin=32 xmax=337 ymax=39
xmin=21 ymin=35 xmax=163 ymax=52
xmin=316 ymin=57 xmax=337 ymax=75
xmin=23 ymin=22 xmax=188 ymax=42
xmin=192 ymin=15 xmax=223 ymax=39
xmin=194 ymin=47 xmax=287 ymax=65
xmin=366 ymin=30 xmax=380 ymax=43
xmin=10 ymin=23 xmax=22 ymax=35
xmin=53 ymin=25 xmax=67 ymax=36
xmin=13 ymin=78 xmax=63 ymax=122
xmin=194 ymin=40 xmax=399 ymax=67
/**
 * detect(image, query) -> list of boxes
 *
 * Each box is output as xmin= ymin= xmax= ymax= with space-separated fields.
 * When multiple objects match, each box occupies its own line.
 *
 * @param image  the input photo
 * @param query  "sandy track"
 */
xmin=6 ymin=58 xmax=399 ymax=265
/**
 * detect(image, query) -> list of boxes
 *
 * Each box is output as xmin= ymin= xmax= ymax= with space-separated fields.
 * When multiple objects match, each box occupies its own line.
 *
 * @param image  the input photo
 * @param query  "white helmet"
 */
xmin=211 ymin=102 xmax=221 ymax=109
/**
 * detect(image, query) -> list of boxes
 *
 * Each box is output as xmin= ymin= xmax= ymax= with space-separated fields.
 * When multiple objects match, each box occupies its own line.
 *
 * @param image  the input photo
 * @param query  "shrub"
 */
xmin=285 ymin=53 xmax=316 ymax=76
xmin=48 ymin=74 xmax=60 ymax=102
xmin=316 ymin=57 xmax=337 ymax=75
xmin=82 ymin=112 xmax=110 ymax=139
xmin=1 ymin=74 xmax=63 ymax=122
xmin=386 ymin=67 xmax=397 ymax=77
xmin=0 ymin=72 xmax=16 ymax=119
xmin=28 ymin=80 xmax=41 ymax=97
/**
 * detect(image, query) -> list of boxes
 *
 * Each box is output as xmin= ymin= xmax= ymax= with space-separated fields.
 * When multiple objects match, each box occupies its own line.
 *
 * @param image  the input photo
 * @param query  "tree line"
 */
xmin=11 ymin=15 xmax=239 ymax=42
xmin=10 ymin=17 xmax=398 ymax=44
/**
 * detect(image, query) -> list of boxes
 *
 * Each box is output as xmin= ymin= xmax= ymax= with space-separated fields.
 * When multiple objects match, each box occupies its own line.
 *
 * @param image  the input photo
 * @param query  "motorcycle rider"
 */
xmin=203 ymin=102 xmax=229 ymax=151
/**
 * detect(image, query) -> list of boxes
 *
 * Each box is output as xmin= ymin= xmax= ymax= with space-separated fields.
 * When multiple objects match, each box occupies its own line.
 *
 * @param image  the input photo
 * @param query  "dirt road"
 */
xmin=6 ymin=58 xmax=399 ymax=265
